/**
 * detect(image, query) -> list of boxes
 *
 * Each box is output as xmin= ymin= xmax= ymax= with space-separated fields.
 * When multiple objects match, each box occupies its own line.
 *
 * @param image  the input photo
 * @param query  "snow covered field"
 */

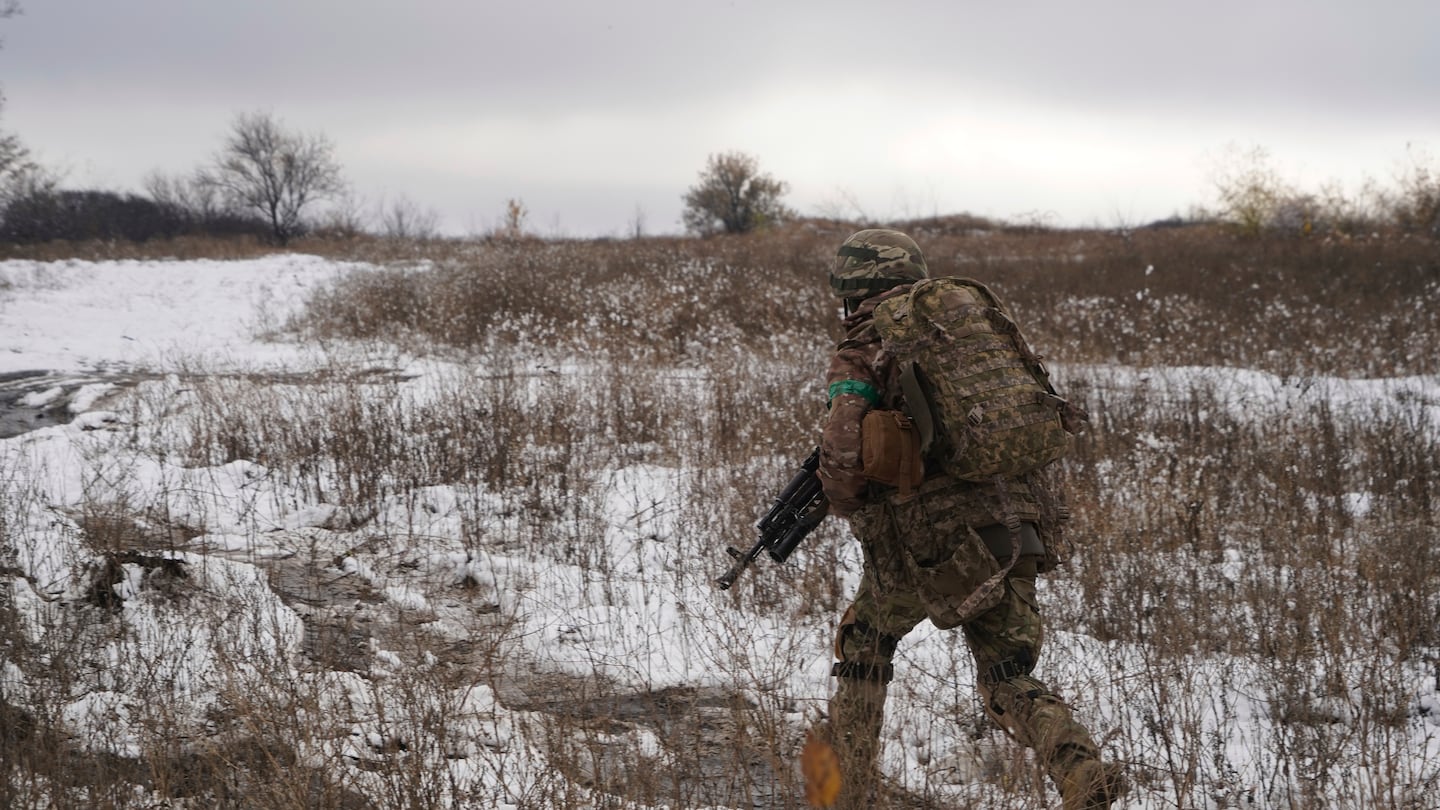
xmin=2 ymin=255 xmax=1437 ymax=809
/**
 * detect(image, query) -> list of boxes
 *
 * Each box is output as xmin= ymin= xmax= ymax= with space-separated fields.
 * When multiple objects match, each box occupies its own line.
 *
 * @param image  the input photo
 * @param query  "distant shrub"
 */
xmin=682 ymin=151 xmax=794 ymax=236
xmin=1388 ymin=147 xmax=1440 ymax=236
xmin=1207 ymin=144 xmax=1394 ymax=237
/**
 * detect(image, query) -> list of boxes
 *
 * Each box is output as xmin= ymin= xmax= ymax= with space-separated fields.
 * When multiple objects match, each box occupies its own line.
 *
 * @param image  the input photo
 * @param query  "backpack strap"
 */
xmin=897 ymin=360 xmax=935 ymax=456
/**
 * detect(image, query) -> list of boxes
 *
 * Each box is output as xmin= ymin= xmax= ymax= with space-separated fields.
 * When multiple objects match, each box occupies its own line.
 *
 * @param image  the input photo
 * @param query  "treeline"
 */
xmin=0 ymin=187 xmax=271 ymax=244
xmin=0 ymin=111 xmax=350 ymax=247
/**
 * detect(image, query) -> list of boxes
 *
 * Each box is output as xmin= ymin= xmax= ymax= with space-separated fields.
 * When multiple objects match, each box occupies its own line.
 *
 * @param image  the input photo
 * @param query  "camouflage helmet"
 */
xmin=829 ymin=229 xmax=928 ymax=299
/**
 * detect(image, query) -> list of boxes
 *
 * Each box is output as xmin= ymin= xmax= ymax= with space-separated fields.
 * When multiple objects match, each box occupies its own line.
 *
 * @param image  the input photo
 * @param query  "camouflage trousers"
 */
xmin=826 ymin=488 xmax=1101 ymax=805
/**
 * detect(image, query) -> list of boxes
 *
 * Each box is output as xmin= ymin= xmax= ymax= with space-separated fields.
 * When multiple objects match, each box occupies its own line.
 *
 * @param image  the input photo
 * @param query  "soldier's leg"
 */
xmin=963 ymin=555 xmax=1124 ymax=808
xmin=827 ymin=569 xmax=926 ymax=807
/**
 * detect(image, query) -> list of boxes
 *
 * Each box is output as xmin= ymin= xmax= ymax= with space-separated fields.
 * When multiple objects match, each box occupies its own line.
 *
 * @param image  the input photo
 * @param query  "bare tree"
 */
xmin=200 ymin=111 xmax=345 ymax=245
xmin=499 ymin=197 xmax=528 ymax=240
xmin=681 ymin=151 xmax=793 ymax=235
xmin=145 ymin=169 xmax=227 ymax=224
xmin=1 ymin=3 xmax=59 ymax=223
xmin=1 ymin=0 xmax=29 ymax=196
xmin=628 ymin=202 xmax=646 ymax=239
xmin=377 ymin=193 xmax=440 ymax=241
xmin=0 ymin=122 xmax=35 ymax=198
xmin=1 ymin=104 xmax=52 ymax=217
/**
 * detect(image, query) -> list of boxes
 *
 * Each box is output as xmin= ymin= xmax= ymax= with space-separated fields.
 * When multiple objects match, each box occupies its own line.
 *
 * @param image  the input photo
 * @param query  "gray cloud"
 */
xmin=4 ymin=0 xmax=1438 ymax=235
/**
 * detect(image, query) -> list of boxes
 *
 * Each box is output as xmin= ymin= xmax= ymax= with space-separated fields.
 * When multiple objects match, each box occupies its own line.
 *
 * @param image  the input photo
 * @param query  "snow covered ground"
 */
xmin=2 ymin=255 xmax=1437 ymax=809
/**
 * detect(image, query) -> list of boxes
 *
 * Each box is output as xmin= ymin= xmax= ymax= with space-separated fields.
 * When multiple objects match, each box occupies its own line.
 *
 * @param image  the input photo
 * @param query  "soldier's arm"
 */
xmin=819 ymin=335 xmax=883 ymax=517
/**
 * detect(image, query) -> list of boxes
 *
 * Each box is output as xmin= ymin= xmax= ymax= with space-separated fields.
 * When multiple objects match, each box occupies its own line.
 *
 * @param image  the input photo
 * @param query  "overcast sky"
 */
xmin=4 ymin=0 xmax=1438 ymax=236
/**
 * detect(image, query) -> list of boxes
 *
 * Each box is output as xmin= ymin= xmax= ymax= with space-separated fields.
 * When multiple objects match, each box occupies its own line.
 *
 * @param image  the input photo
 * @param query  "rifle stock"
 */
xmin=715 ymin=447 xmax=828 ymax=590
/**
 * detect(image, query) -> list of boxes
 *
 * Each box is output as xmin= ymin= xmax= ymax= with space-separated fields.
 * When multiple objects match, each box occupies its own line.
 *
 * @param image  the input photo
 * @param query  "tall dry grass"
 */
xmin=3 ymin=220 xmax=1437 ymax=808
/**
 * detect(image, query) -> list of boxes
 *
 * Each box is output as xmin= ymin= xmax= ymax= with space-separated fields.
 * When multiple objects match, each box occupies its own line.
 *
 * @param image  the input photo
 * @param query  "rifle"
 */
xmin=715 ymin=447 xmax=829 ymax=590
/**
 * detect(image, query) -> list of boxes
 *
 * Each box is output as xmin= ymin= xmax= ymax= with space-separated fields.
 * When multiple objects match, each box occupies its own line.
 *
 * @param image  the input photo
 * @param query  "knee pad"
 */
xmin=834 ymin=608 xmax=901 ymax=663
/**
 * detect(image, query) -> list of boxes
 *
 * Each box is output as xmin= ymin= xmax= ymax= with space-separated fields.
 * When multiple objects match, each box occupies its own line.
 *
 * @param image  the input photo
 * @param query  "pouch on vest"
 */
xmin=901 ymin=528 xmax=1005 ymax=629
xmin=861 ymin=409 xmax=925 ymax=497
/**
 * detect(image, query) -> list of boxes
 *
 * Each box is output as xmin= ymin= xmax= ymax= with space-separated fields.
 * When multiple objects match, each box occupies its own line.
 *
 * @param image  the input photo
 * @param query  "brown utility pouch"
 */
xmin=861 ymin=409 xmax=925 ymax=497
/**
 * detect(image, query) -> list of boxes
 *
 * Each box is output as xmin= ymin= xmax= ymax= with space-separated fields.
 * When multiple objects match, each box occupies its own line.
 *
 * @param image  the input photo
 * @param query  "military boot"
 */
xmin=1055 ymin=755 xmax=1127 ymax=810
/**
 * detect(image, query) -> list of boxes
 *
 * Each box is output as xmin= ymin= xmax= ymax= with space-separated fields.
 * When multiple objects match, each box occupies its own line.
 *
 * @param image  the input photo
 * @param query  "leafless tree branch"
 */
xmin=199 ymin=111 xmax=346 ymax=245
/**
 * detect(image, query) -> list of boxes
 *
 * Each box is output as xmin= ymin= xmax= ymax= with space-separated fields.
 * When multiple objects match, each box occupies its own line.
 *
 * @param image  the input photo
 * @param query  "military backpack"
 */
xmin=871 ymin=277 xmax=1085 ymax=481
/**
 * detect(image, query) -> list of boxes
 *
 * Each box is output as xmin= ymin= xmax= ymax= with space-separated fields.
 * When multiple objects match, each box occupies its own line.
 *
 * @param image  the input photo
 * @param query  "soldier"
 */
xmin=817 ymin=229 xmax=1126 ymax=809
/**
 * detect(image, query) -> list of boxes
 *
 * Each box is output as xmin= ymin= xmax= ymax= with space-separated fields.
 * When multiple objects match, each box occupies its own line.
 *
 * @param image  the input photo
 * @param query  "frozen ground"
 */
xmin=2 ymin=256 xmax=1438 ymax=809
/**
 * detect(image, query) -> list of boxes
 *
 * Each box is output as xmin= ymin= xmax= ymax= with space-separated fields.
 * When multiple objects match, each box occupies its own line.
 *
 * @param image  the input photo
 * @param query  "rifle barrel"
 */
xmin=715 ymin=538 xmax=765 ymax=590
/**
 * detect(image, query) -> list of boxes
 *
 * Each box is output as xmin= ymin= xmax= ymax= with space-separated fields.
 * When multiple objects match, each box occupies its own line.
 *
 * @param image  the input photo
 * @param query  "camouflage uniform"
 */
xmin=818 ymin=231 xmax=1123 ymax=810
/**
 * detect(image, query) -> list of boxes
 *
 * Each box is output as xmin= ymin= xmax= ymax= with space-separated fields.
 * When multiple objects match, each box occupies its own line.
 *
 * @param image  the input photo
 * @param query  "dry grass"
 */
xmin=277 ymin=221 xmax=1440 ymax=377
xmin=3 ymin=220 xmax=1438 ymax=808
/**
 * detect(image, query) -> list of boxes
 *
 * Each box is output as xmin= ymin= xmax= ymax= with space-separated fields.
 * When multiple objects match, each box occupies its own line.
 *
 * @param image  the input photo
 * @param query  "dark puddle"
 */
xmin=0 ymin=368 xmax=142 ymax=438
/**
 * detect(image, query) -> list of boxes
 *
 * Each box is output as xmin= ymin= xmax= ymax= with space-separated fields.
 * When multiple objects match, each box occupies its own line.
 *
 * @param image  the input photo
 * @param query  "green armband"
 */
xmin=828 ymin=379 xmax=880 ymax=405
